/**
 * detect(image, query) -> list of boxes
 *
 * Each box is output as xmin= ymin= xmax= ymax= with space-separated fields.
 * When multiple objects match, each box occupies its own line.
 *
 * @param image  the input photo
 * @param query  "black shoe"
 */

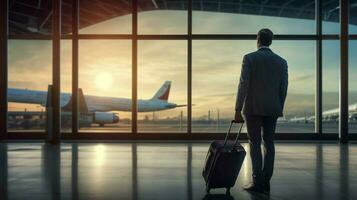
xmin=264 ymin=182 xmax=270 ymax=193
xmin=243 ymin=183 xmax=264 ymax=193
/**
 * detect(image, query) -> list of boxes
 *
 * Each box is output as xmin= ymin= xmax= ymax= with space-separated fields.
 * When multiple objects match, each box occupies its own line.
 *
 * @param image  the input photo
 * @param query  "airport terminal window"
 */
xmin=349 ymin=41 xmax=357 ymax=134
xmin=322 ymin=41 xmax=339 ymax=134
xmin=192 ymin=41 xmax=255 ymax=133
xmin=6 ymin=0 xmax=357 ymax=138
xmin=79 ymin=0 xmax=132 ymax=34
xmin=322 ymin=0 xmax=339 ymax=34
xmin=61 ymin=40 xmax=72 ymax=133
xmin=138 ymin=0 xmax=187 ymax=34
xmin=79 ymin=40 xmax=132 ymax=133
xmin=192 ymin=41 xmax=315 ymax=133
xmin=192 ymin=0 xmax=315 ymax=34
xmin=271 ymin=41 xmax=316 ymax=133
xmin=7 ymin=40 xmax=52 ymax=132
xmin=137 ymin=40 xmax=187 ymax=133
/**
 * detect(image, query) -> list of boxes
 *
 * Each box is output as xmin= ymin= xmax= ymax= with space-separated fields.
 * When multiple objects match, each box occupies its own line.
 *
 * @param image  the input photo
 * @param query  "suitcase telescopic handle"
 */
xmin=223 ymin=120 xmax=244 ymax=147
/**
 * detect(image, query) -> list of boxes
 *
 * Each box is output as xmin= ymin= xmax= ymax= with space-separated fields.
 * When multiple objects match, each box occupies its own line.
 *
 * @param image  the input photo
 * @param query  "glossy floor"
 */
xmin=0 ymin=142 xmax=356 ymax=200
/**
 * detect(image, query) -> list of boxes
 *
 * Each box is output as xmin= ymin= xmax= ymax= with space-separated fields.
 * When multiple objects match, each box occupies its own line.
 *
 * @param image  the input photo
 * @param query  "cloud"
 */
xmin=290 ymin=75 xmax=314 ymax=82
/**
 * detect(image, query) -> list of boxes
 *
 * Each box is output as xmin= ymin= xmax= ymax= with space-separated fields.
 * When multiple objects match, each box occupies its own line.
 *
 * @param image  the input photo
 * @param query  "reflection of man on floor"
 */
xmin=234 ymin=29 xmax=289 ymax=193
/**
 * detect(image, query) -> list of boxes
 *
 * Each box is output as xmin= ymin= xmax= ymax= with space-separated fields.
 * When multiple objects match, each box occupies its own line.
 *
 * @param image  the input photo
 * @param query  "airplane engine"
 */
xmin=93 ymin=112 xmax=119 ymax=126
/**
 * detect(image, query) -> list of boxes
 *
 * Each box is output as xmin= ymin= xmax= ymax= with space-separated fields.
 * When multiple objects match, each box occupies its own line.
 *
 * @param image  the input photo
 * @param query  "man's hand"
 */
xmin=234 ymin=111 xmax=244 ymax=123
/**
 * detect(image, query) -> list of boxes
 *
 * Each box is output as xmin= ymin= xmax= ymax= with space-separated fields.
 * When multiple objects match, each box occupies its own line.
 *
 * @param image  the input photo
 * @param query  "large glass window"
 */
xmin=79 ymin=0 xmax=132 ymax=34
xmin=7 ymin=40 xmax=52 ymax=132
xmin=350 ymin=41 xmax=357 ymax=134
xmin=138 ymin=40 xmax=187 ymax=133
xmin=322 ymin=41 xmax=339 ymax=133
xmin=270 ymin=41 xmax=316 ymax=133
xmin=138 ymin=0 xmax=187 ymax=34
xmin=193 ymin=0 xmax=315 ymax=34
xmin=322 ymin=0 xmax=339 ymax=34
xmin=79 ymin=40 xmax=132 ymax=133
xmin=5 ymin=0 xmax=357 ymax=138
xmin=193 ymin=41 xmax=315 ymax=133
xmin=192 ymin=41 xmax=255 ymax=133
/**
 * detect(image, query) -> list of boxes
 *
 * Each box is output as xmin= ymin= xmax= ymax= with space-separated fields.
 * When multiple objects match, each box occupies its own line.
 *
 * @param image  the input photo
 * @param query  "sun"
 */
xmin=94 ymin=72 xmax=113 ymax=90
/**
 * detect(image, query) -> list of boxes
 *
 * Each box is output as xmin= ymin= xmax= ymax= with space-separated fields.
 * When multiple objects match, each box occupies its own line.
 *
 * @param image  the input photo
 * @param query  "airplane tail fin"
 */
xmin=62 ymin=88 xmax=89 ymax=113
xmin=151 ymin=81 xmax=171 ymax=101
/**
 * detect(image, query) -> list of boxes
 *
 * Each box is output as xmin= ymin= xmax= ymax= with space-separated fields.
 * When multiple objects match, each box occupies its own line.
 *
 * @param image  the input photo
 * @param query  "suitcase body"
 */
xmin=202 ymin=121 xmax=246 ymax=194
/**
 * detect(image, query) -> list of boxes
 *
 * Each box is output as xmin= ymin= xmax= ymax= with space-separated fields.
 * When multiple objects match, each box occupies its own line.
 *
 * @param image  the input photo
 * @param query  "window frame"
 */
xmin=1 ymin=0 xmax=357 ymax=141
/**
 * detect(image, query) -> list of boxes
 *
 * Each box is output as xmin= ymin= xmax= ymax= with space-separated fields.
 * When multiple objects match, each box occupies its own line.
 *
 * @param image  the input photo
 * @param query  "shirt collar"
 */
xmin=258 ymin=46 xmax=270 ymax=50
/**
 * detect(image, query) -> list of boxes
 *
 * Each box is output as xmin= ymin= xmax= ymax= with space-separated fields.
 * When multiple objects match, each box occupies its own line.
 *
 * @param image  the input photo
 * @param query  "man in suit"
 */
xmin=234 ymin=29 xmax=288 ymax=193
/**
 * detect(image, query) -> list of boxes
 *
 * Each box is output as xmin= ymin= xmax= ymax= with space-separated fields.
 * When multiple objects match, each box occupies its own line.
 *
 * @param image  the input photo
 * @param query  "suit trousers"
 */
xmin=244 ymin=115 xmax=278 ymax=185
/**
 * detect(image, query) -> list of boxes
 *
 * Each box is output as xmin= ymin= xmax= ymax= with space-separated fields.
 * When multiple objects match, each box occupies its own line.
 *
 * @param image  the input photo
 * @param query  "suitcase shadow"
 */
xmin=246 ymin=192 xmax=271 ymax=200
xmin=202 ymin=193 xmax=271 ymax=200
xmin=202 ymin=194 xmax=235 ymax=200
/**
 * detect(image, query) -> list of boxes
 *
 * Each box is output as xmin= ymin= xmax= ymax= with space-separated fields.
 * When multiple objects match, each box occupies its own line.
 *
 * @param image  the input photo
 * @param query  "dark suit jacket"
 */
xmin=235 ymin=47 xmax=288 ymax=117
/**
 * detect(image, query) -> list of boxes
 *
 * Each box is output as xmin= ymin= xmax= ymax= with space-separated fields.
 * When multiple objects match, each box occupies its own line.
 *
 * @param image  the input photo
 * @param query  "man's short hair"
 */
xmin=257 ymin=29 xmax=274 ymax=46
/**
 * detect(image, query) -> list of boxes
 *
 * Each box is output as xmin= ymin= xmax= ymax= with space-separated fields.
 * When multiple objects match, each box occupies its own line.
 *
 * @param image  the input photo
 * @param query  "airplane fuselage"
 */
xmin=8 ymin=88 xmax=177 ymax=112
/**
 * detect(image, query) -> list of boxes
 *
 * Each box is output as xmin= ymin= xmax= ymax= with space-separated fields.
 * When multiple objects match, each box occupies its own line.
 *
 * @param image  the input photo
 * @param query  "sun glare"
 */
xmin=94 ymin=72 xmax=113 ymax=90
xmin=94 ymin=144 xmax=106 ymax=166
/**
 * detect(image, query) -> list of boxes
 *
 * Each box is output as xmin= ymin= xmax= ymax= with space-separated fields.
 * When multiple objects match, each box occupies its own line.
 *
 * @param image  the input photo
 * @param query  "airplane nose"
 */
xmin=113 ymin=114 xmax=120 ymax=123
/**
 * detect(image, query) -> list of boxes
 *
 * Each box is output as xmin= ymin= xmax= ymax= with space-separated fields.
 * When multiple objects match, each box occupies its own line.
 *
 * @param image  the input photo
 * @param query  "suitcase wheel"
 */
xmin=226 ymin=187 xmax=231 ymax=195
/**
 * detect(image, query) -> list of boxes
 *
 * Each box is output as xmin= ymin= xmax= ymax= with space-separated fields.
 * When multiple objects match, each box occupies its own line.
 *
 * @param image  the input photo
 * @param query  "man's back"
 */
xmin=235 ymin=29 xmax=288 ymax=194
xmin=237 ymin=47 xmax=288 ymax=117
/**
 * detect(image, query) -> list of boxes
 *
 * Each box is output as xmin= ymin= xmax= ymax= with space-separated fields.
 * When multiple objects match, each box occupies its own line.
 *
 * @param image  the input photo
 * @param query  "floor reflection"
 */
xmin=42 ymin=144 xmax=61 ymax=200
xmin=0 ymin=142 xmax=356 ymax=200
xmin=0 ymin=143 xmax=8 ymax=200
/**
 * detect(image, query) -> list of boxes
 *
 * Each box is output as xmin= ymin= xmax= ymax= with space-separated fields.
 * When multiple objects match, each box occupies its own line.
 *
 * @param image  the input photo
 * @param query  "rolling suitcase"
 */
xmin=202 ymin=121 xmax=246 ymax=194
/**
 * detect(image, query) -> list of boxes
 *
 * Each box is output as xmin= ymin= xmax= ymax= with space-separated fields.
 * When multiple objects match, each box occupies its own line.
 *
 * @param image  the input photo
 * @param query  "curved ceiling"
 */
xmin=8 ymin=0 xmax=354 ymax=35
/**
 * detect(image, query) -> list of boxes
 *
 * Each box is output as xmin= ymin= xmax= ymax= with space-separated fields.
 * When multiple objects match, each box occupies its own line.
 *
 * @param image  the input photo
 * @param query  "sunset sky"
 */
xmin=7 ymin=10 xmax=357 ymax=119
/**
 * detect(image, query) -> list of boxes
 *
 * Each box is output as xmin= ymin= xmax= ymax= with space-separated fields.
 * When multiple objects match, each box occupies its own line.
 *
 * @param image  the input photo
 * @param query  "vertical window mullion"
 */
xmin=72 ymin=0 xmax=79 ymax=136
xmin=50 ymin=0 xmax=61 ymax=144
xmin=188 ymin=0 xmax=192 ymax=135
xmin=316 ymin=0 xmax=322 ymax=136
xmin=339 ymin=0 xmax=349 ymax=143
xmin=132 ymin=0 xmax=138 ymax=135
xmin=0 ymin=0 xmax=8 ymax=139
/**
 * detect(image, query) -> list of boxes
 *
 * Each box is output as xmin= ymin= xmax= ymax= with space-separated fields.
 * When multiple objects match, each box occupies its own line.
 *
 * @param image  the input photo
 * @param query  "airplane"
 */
xmin=288 ymin=103 xmax=357 ymax=123
xmin=321 ymin=104 xmax=357 ymax=122
xmin=8 ymin=81 xmax=186 ymax=127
